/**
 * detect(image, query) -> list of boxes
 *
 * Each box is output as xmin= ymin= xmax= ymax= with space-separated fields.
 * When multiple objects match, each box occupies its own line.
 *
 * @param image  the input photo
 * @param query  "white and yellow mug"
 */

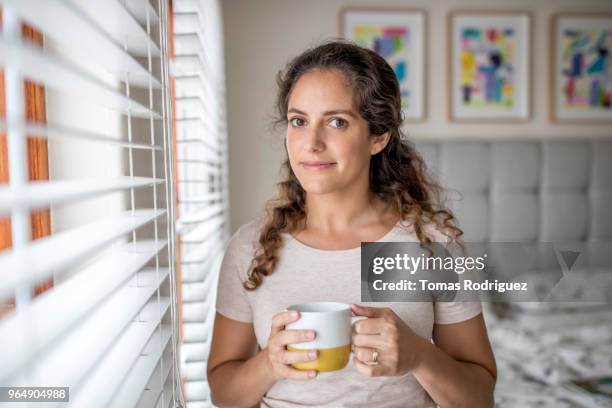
xmin=285 ymin=302 xmax=366 ymax=376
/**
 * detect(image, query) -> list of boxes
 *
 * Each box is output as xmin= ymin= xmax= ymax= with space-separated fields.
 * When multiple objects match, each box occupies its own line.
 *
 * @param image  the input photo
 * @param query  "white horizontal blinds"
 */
xmin=172 ymin=0 xmax=229 ymax=405
xmin=0 ymin=0 xmax=184 ymax=407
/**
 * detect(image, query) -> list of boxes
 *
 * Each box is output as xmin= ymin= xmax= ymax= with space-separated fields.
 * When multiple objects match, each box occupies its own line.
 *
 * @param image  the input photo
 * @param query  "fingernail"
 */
xmin=291 ymin=311 xmax=298 ymax=319
xmin=308 ymin=371 xmax=317 ymax=378
xmin=307 ymin=331 xmax=315 ymax=339
xmin=308 ymin=351 xmax=317 ymax=359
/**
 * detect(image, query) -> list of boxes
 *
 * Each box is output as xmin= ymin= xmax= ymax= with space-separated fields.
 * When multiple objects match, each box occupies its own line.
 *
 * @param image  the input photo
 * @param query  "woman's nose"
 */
xmin=303 ymin=125 xmax=325 ymax=153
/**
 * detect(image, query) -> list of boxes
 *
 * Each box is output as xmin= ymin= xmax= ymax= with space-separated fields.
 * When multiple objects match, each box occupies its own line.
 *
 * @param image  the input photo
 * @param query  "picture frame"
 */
xmin=550 ymin=13 xmax=612 ymax=123
xmin=340 ymin=7 xmax=426 ymax=121
xmin=448 ymin=11 xmax=531 ymax=122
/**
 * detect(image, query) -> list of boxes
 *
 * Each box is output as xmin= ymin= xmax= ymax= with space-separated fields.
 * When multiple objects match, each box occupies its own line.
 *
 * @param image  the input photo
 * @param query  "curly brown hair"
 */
xmin=243 ymin=39 xmax=462 ymax=291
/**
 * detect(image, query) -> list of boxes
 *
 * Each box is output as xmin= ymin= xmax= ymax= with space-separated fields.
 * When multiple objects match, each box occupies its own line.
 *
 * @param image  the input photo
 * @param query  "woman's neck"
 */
xmin=303 ymin=190 xmax=394 ymax=234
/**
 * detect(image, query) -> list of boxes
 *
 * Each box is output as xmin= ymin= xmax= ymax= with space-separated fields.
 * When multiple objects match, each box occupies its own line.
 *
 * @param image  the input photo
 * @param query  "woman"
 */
xmin=207 ymin=40 xmax=496 ymax=408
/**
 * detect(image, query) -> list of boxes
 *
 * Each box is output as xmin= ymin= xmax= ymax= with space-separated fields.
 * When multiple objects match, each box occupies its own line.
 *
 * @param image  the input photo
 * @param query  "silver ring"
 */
xmin=372 ymin=350 xmax=379 ymax=363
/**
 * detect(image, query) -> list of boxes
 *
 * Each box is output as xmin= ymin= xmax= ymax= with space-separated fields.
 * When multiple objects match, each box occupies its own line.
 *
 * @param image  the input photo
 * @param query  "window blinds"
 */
xmin=172 ymin=0 xmax=229 ymax=406
xmin=0 ymin=0 xmax=184 ymax=407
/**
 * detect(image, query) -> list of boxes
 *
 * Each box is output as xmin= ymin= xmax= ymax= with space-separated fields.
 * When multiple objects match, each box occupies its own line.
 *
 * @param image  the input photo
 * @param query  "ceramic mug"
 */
xmin=284 ymin=302 xmax=366 ymax=375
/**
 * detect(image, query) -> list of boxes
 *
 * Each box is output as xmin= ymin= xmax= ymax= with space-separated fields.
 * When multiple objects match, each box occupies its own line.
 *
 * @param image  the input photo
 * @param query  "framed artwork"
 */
xmin=448 ymin=11 xmax=531 ymax=121
xmin=340 ymin=7 xmax=426 ymax=121
xmin=550 ymin=14 xmax=612 ymax=123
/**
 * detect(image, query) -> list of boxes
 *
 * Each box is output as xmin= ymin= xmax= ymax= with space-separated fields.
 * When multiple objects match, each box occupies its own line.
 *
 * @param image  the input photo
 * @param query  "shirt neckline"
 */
xmin=283 ymin=220 xmax=401 ymax=255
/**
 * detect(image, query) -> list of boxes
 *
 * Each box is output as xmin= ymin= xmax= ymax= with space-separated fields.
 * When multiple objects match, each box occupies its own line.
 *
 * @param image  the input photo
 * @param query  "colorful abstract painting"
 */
xmin=553 ymin=16 xmax=612 ymax=121
xmin=342 ymin=9 xmax=425 ymax=120
xmin=459 ymin=27 xmax=516 ymax=108
xmin=451 ymin=13 xmax=530 ymax=120
xmin=352 ymin=26 xmax=411 ymax=112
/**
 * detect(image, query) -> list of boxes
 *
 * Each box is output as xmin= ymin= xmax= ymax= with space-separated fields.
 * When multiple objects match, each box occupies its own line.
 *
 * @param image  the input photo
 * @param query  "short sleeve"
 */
xmin=215 ymin=225 xmax=255 ymax=323
xmin=425 ymin=223 xmax=483 ymax=324
xmin=434 ymin=301 xmax=482 ymax=324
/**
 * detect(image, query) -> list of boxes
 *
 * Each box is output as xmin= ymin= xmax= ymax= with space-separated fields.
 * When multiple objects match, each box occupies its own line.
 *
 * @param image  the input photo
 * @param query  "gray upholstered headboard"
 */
xmin=413 ymin=141 xmax=612 ymax=269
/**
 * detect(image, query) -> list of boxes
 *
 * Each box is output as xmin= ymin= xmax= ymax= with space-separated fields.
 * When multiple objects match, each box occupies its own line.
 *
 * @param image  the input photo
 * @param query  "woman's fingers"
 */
xmin=270 ymin=310 xmax=300 ymax=336
xmin=278 ymin=365 xmax=318 ymax=380
xmin=353 ymin=317 xmax=387 ymax=334
xmin=266 ymin=310 xmax=319 ymax=380
xmin=352 ymin=333 xmax=385 ymax=349
xmin=353 ymin=346 xmax=379 ymax=364
xmin=280 ymin=349 xmax=318 ymax=365
xmin=273 ymin=329 xmax=316 ymax=348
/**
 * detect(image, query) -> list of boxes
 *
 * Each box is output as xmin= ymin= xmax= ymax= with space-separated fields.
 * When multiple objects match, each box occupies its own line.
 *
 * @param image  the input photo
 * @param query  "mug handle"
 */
xmin=349 ymin=316 xmax=367 ymax=359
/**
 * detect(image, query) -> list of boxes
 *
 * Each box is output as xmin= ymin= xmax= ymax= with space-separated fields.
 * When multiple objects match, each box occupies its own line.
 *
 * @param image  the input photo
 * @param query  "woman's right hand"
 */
xmin=265 ymin=310 xmax=319 ymax=380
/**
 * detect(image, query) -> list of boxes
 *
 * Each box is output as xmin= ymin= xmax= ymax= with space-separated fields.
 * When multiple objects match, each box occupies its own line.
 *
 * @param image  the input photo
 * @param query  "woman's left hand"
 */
xmin=350 ymin=304 xmax=426 ymax=377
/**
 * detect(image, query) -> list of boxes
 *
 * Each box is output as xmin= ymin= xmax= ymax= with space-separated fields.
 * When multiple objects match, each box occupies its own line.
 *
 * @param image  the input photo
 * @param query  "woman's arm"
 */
xmin=207 ymin=311 xmax=319 ymax=407
xmin=411 ymin=313 xmax=496 ymax=408
xmin=351 ymin=305 xmax=496 ymax=408
xmin=207 ymin=313 xmax=276 ymax=407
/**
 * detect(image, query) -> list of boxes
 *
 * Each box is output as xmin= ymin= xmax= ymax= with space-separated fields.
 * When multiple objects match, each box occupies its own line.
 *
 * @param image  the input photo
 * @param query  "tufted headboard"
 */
xmin=414 ymin=140 xmax=612 ymax=270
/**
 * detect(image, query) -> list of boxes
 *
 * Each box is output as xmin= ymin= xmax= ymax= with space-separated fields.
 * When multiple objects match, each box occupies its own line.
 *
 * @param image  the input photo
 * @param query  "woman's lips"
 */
xmin=300 ymin=162 xmax=336 ymax=170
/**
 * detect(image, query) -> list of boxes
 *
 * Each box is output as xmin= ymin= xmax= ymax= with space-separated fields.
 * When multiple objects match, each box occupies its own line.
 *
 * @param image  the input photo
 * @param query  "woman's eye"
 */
xmin=289 ymin=117 xmax=305 ymax=127
xmin=330 ymin=118 xmax=347 ymax=128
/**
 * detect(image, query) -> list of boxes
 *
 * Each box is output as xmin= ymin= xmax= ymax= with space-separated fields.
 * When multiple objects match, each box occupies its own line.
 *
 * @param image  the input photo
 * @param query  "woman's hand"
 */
xmin=264 ymin=310 xmax=319 ymax=380
xmin=350 ymin=304 xmax=427 ymax=377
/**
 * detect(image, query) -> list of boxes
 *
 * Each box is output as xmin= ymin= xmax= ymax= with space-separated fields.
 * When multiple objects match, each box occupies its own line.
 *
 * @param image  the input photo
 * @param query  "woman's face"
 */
xmin=286 ymin=69 xmax=388 ymax=196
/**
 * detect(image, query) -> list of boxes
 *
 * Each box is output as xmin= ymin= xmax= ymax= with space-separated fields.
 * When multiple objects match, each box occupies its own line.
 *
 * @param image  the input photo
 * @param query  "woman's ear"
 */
xmin=370 ymin=131 xmax=391 ymax=155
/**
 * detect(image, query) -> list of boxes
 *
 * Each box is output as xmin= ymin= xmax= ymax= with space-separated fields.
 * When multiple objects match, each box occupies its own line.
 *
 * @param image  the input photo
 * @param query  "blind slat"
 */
xmin=2 ymin=287 xmax=169 ymax=385
xmin=182 ymin=401 xmax=210 ymax=408
xmin=123 ymin=0 xmax=160 ymax=27
xmin=182 ymin=278 xmax=217 ymax=307
xmin=182 ymin=302 xmax=209 ymax=322
xmin=181 ymin=233 xmax=224 ymax=268
xmin=181 ymin=241 xmax=224 ymax=283
xmin=0 ymin=209 xmax=165 ymax=298
xmin=182 ymin=278 xmax=218 ymax=305
xmin=181 ymin=255 xmax=222 ymax=305
xmin=183 ymin=380 xmax=210 ymax=402
xmin=172 ymin=13 xmax=201 ymax=35
xmin=178 ymin=192 xmax=223 ymax=203
xmin=176 ymin=116 xmax=222 ymax=141
xmin=182 ymin=342 xmax=210 ymax=364
xmin=136 ymin=345 xmax=174 ymax=408
xmin=0 ymin=241 xmax=166 ymax=382
xmin=181 ymin=361 xmax=206 ymax=380
xmin=67 ymin=0 xmax=161 ymax=57
xmin=0 ymin=38 xmax=161 ymax=118
xmin=69 ymin=297 xmax=171 ymax=408
xmin=173 ymin=67 xmax=216 ymax=103
xmin=0 ymin=0 xmax=161 ymax=88
xmin=177 ymin=203 xmax=224 ymax=225
xmin=183 ymin=320 xmax=212 ymax=343
xmin=181 ymin=216 xmax=224 ymax=243
xmin=0 ymin=120 xmax=163 ymax=151
xmin=178 ymin=160 xmax=223 ymax=176
xmin=109 ymin=324 xmax=173 ymax=408
xmin=173 ymin=0 xmax=201 ymax=13
xmin=0 ymin=177 xmax=163 ymax=214
xmin=176 ymin=138 xmax=220 ymax=155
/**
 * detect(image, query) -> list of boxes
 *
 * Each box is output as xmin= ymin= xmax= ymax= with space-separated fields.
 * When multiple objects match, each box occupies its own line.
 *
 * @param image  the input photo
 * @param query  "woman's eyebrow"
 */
xmin=287 ymin=108 xmax=357 ymax=118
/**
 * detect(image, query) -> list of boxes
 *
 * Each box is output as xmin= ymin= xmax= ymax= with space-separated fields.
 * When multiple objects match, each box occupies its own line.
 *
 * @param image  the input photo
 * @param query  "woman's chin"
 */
xmin=300 ymin=182 xmax=338 ymax=195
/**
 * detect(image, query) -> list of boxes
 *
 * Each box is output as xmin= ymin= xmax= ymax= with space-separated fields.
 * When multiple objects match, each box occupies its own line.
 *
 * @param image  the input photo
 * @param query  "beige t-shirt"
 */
xmin=215 ymin=218 xmax=482 ymax=408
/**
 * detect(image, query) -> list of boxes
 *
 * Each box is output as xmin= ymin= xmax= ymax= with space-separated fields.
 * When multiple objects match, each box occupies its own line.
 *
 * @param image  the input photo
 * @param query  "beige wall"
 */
xmin=222 ymin=0 xmax=612 ymax=232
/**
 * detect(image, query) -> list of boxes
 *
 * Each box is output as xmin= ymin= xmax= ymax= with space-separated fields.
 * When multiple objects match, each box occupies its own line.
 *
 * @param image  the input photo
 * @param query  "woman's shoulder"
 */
xmin=228 ymin=217 xmax=261 ymax=243
xmin=226 ymin=216 xmax=266 ymax=256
